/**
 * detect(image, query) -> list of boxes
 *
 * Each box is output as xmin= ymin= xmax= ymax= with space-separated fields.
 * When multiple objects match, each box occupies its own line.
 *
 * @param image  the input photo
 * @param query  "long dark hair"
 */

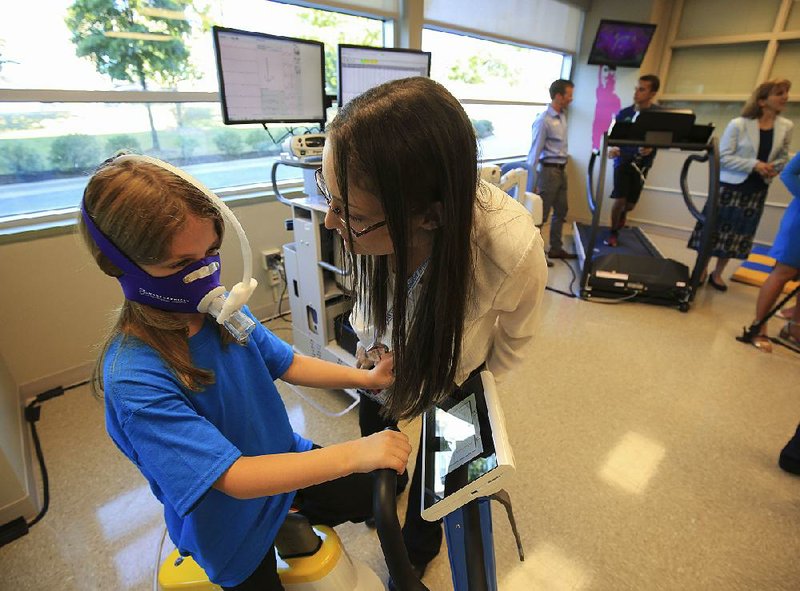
xmin=328 ymin=77 xmax=478 ymax=420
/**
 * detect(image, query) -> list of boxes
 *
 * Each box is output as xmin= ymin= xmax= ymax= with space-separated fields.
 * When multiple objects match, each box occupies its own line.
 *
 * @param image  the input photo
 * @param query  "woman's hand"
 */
xmin=355 ymin=345 xmax=374 ymax=369
xmin=366 ymin=351 xmax=394 ymax=389
xmin=755 ymin=161 xmax=777 ymax=178
xmin=348 ymin=429 xmax=411 ymax=474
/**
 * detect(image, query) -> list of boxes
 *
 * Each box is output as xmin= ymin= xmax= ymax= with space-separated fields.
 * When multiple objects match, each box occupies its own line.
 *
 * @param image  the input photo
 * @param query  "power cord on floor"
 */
xmin=0 ymin=380 xmax=89 ymax=548
xmin=275 ymin=261 xmax=291 ymax=323
xmin=545 ymin=258 xmax=579 ymax=298
xmin=544 ymin=258 xmax=642 ymax=304
xmin=153 ymin=526 xmax=170 ymax=591
xmin=582 ymin=291 xmax=641 ymax=304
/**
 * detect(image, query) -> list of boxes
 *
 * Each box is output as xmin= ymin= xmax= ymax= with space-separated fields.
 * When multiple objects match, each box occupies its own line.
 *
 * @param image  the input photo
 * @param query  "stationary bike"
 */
xmin=157 ymin=508 xmax=384 ymax=590
xmin=159 ymin=371 xmax=524 ymax=590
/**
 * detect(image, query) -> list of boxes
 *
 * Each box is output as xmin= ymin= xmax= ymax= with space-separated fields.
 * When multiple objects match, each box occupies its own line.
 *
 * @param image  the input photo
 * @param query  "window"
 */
xmin=421 ymin=29 xmax=569 ymax=161
xmin=0 ymin=0 xmax=385 ymax=227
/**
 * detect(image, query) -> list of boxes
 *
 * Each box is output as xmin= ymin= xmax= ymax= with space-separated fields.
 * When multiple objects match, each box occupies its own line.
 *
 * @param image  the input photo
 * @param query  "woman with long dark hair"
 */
xmin=320 ymin=76 xmax=548 ymax=580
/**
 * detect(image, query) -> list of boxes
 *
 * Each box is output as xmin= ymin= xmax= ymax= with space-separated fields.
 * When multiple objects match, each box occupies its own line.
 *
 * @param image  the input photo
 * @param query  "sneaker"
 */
xmin=604 ymin=232 xmax=618 ymax=247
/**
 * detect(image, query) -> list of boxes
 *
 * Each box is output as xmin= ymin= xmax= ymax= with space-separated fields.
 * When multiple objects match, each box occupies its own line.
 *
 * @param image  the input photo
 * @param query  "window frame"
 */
xmin=420 ymin=24 xmax=574 ymax=161
xmin=1 ymin=2 xmax=576 ymax=236
xmin=0 ymin=2 xmax=394 ymax=236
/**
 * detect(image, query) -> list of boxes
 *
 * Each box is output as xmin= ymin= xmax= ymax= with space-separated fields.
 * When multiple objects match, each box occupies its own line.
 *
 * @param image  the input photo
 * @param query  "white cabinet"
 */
xmin=282 ymin=197 xmax=357 ymax=371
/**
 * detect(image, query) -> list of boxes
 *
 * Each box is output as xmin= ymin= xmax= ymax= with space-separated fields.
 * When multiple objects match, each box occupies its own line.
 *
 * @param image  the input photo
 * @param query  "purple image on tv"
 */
xmin=588 ymin=20 xmax=656 ymax=68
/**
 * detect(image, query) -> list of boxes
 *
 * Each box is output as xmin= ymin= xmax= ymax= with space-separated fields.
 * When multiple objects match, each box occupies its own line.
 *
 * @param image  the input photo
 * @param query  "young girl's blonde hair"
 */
xmin=79 ymin=155 xmax=229 ymax=396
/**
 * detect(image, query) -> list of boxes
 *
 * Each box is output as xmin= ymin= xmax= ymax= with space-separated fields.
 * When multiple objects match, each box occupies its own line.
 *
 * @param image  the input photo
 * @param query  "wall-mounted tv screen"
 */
xmin=338 ymin=45 xmax=431 ymax=107
xmin=588 ymin=19 xmax=657 ymax=68
xmin=212 ymin=26 xmax=326 ymax=125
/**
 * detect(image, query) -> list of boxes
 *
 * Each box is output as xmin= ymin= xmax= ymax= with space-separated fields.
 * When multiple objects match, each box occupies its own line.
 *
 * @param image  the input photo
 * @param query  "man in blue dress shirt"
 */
xmin=527 ymin=79 xmax=576 ymax=264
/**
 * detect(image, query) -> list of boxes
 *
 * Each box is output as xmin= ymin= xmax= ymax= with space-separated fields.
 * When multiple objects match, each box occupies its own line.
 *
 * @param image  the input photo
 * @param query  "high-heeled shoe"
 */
xmin=752 ymin=334 xmax=773 ymax=353
xmin=708 ymin=273 xmax=728 ymax=292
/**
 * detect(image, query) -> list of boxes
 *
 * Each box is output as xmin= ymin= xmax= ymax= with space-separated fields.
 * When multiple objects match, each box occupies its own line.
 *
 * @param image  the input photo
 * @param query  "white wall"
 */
xmin=0 ymin=349 xmax=39 ymax=523
xmin=0 ymin=198 xmax=294 ymax=395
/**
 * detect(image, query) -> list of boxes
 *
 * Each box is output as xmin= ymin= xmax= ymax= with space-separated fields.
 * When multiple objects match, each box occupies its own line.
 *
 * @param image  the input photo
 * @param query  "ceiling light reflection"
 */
xmin=103 ymin=31 xmax=174 ymax=42
xmin=138 ymin=7 xmax=187 ymax=20
xmin=113 ymin=525 xmax=164 ymax=589
xmin=599 ymin=431 xmax=665 ymax=495
xmin=96 ymin=485 xmax=161 ymax=540
xmin=501 ymin=542 xmax=591 ymax=590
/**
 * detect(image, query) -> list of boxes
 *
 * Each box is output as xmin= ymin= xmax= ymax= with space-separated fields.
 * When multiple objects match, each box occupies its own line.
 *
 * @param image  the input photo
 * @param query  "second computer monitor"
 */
xmin=338 ymin=45 xmax=431 ymax=107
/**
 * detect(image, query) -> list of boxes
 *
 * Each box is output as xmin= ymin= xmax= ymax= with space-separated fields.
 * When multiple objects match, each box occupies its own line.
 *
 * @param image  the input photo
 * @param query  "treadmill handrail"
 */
xmin=680 ymin=153 xmax=710 ymax=223
xmin=586 ymin=149 xmax=600 ymax=214
xmin=607 ymin=138 xmax=713 ymax=151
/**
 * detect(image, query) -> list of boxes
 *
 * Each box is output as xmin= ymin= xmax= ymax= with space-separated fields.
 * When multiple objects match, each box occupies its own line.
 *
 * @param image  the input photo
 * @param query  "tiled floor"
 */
xmin=2 ymin=230 xmax=799 ymax=590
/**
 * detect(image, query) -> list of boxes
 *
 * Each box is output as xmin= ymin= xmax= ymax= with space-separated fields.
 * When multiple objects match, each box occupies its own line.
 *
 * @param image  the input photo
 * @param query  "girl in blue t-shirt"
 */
xmin=79 ymin=154 xmax=411 ymax=590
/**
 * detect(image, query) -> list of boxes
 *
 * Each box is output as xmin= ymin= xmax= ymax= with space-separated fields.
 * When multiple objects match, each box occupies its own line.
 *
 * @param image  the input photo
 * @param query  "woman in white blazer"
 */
xmin=321 ymin=77 xmax=548 ymax=581
xmin=688 ymin=78 xmax=793 ymax=291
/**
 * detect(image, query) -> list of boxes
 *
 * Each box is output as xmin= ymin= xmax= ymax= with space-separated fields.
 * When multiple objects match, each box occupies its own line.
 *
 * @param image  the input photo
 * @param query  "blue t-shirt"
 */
xmin=614 ymin=104 xmax=660 ymax=169
xmin=103 ymin=311 xmax=312 ymax=587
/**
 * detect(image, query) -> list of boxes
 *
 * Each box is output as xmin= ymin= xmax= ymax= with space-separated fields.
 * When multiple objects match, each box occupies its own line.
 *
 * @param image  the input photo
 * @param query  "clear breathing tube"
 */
xmin=128 ymin=156 xmax=258 ymax=343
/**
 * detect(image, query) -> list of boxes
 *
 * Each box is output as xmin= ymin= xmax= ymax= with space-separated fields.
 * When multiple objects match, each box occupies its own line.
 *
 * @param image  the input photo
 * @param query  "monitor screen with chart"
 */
xmin=337 ymin=45 xmax=431 ymax=107
xmin=212 ymin=26 xmax=326 ymax=125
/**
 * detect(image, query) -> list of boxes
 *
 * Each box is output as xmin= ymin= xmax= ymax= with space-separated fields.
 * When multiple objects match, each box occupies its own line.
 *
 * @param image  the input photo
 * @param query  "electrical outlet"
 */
xmin=261 ymin=248 xmax=281 ymax=271
xmin=268 ymin=269 xmax=282 ymax=286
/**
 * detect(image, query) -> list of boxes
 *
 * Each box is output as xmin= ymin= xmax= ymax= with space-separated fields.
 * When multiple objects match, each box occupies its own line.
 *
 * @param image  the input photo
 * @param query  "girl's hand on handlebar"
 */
xmin=351 ymin=430 xmax=411 ymax=474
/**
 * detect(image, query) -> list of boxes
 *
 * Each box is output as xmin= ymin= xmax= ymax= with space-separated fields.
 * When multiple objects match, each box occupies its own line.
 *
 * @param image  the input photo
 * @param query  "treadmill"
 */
xmin=574 ymin=110 xmax=719 ymax=312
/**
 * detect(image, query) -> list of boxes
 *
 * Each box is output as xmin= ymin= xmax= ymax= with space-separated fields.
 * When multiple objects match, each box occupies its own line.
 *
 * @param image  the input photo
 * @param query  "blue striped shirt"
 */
xmin=526 ymin=104 xmax=569 ymax=186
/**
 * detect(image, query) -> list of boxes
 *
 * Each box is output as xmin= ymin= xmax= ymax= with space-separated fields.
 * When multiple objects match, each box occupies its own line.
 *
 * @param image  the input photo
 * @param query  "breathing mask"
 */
xmin=81 ymin=155 xmax=258 ymax=343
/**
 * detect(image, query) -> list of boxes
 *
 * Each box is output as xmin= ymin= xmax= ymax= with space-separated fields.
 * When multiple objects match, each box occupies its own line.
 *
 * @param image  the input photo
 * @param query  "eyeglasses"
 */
xmin=315 ymin=168 xmax=387 ymax=238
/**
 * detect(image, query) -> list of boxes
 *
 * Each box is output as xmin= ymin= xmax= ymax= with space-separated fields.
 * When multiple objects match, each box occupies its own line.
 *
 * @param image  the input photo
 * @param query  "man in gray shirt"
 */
xmin=527 ymin=79 xmax=576 ymax=265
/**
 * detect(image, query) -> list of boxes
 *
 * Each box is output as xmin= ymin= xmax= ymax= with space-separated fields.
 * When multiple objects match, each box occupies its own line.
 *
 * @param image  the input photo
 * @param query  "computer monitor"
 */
xmin=337 ymin=45 xmax=431 ymax=107
xmin=588 ymin=19 xmax=657 ymax=68
xmin=212 ymin=26 xmax=326 ymax=125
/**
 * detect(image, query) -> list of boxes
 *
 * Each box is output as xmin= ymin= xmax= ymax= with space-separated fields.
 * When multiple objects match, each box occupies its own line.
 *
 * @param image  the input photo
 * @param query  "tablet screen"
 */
xmin=422 ymin=375 xmax=499 ymax=513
